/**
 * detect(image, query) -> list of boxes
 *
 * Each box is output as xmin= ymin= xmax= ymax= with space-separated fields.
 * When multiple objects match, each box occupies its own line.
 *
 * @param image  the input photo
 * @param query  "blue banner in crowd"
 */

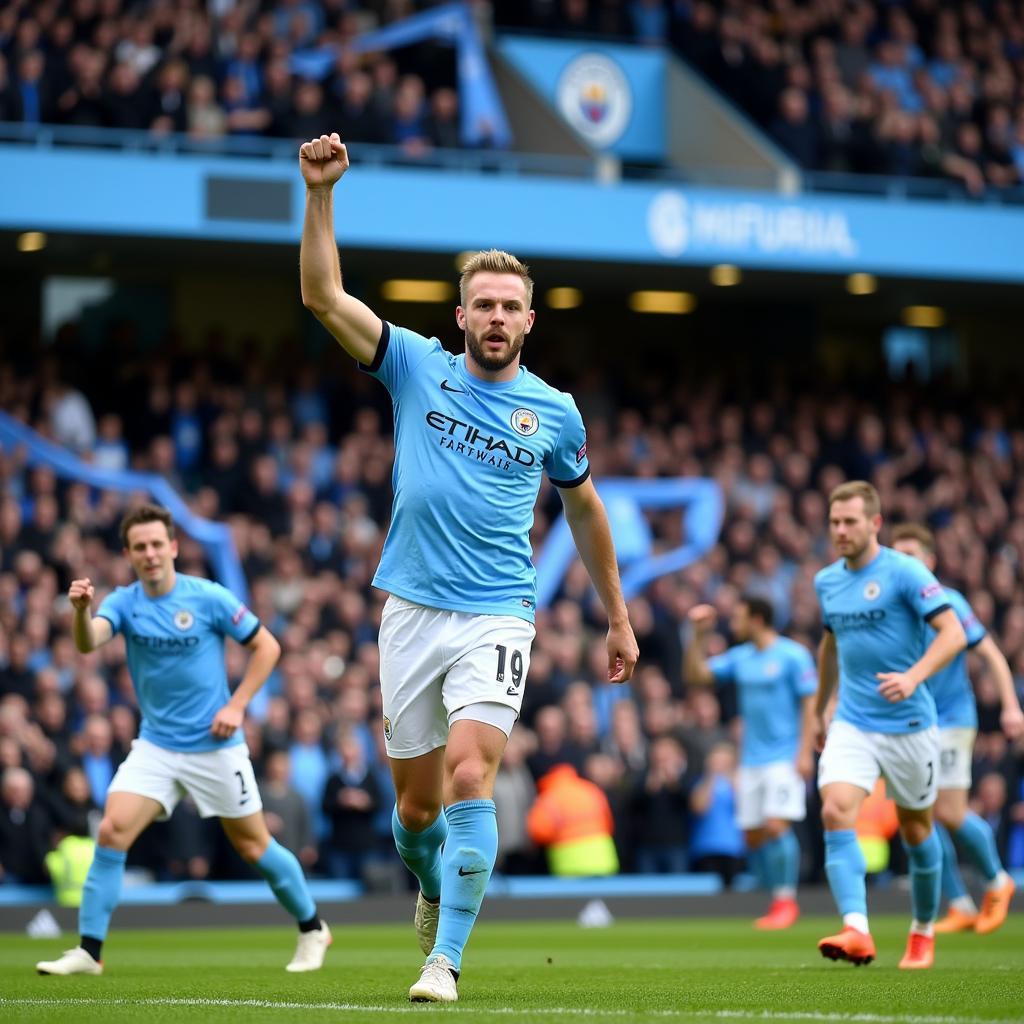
xmin=0 ymin=411 xmax=248 ymax=603
xmin=536 ymin=478 xmax=724 ymax=608
xmin=497 ymin=36 xmax=666 ymax=160
xmin=290 ymin=3 xmax=511 ymax=149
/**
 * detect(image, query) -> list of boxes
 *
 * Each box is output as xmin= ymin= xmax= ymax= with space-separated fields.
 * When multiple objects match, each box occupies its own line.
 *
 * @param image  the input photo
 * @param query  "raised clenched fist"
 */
xmin=299 ymin=133 xmax=349 ymax=189
xmin=68 ymin=578 xmax=94 ymax=611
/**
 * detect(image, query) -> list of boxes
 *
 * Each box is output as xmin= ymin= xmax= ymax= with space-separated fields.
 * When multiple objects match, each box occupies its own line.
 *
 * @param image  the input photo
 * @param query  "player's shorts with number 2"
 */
xmin=378 ymin=594 xmax=535 ymax=759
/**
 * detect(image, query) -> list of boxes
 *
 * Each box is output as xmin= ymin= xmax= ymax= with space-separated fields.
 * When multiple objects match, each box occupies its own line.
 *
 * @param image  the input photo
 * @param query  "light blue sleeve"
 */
xmin=951 ymin=590 xmax=986 ymax=649
xmin=789 ymin=643 xmax=818 ymax=697
xmin=708 ymin=646 xmax=738 ymax=683
xmin=96 ymin=588 xmax=127 ymax=634
xmin=813 ymin=571 xmax=832 ymax=631
xmin=545 ymin=396 xmax=590 ymax=488
xmin=898 ymin=556 xmax=952 ymax=622
xmin=204 ymin=582 xmax=261 ymax=644
xmin=359 ymin=321 xmax=438 ymax=397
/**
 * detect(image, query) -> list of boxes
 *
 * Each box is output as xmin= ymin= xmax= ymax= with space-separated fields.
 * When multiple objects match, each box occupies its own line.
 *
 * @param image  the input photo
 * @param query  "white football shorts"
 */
xmin=817 ymin=719 xmax=940 ymax=810
xmin=937 ymin=726 xmax=976 ymax=791
xmin=107 ymin=738 xmax=262 ymax=820
xmin=378 ymin=594 xmax=535 ymax=759
xmin=736 ymin=760 xmax=807 ymax=830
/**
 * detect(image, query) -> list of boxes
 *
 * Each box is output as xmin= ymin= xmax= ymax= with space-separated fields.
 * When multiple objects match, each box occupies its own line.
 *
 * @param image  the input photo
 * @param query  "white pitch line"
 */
xmin=0 ymin=998 xmax=1019 ymax=1024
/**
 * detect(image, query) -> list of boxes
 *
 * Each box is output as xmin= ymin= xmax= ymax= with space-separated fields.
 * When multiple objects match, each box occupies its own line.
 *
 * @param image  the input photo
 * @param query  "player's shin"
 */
xmin=935 ymin=823 xmax=973 ymax=905
xmin=254 ymin=838 xmax=318 ymax=926
xmin=903 ymin=829 xmax=942 ymax=932
xmin=393 ymin=803 xmax=448 ymax=901
xmin=824 ymin=830 xmax=868 ymax=931
xmin=79 ymin=846 xmax=128 ymax=958
xmin=955 ymin=811 xmax=1003 ymax=885
xmin=431 ymin=799 xmax=497 ymax=971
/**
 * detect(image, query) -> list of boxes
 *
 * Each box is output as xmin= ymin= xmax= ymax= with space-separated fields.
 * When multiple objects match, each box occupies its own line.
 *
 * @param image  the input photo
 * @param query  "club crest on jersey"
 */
xmin=173 ymin=610 xmax=195 ymax=631
xmin=383 ymin=715 xmax=393 ymax=741
xmin=863 ymin=581 xmax=881 ymax=601
xmin=511 ymin=408 xmax=539 ymax=436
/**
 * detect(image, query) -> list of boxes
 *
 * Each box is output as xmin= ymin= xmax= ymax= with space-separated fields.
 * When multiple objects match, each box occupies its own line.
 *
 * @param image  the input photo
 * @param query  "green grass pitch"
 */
xmin=1 ymin=915 xmax=1021 ymax=1023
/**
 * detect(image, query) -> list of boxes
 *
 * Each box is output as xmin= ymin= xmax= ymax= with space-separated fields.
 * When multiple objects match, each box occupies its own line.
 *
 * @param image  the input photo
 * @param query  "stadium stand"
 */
xmin=1 ymin=324 xmax=1022 ymax=891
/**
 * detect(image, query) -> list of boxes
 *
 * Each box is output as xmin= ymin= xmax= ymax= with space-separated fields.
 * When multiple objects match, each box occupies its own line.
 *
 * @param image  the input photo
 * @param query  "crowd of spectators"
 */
xmin=2 ymin=320 xmax=1024 ymax=893
xmin=3 ymin=1 xmax=1024 ymax=192
xmin=0 ymin=0 xmax=473 ymax=153
xmin=497 ymin=0 xmax=1024 ymax=193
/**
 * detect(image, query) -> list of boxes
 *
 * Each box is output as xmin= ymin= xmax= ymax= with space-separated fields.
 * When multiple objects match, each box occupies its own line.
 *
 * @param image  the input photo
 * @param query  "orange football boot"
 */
xmin=818 ymin=926 xmax=876 ymax=966
xmin=933 ymin=907 xmax=979 ymax=934
xmin=898 ymin=931 xmax=935 ymax=969
xmin=975 ymin=876 xmax=1015 ymax=935
xmin=755 ymin=897 xmax=800 ymax=930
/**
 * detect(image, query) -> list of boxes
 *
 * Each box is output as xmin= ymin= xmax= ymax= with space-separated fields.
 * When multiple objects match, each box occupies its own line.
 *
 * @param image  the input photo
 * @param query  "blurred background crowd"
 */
xmin=1 ymin=0 xmax=1022 ymax=191
xmin=2 ymin=315 xmax=1023 ymax=892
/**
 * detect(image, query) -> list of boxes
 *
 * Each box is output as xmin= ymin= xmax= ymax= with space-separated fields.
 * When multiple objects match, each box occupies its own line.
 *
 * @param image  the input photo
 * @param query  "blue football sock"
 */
xmin=747 ymin=845 xmax=769 ymax=890
xmin=955 ymin=811 xmax=1003 ymax=883
xmin=79 ymin=845 xmax=127 ymax=943
xmin=904 ymin=829 xmax=942 ymax=925
xmin=392 ymin=804 xmax=448 ymax=902
xmin=824 ymin=830 xmax=867 ymax=918
xmin=936 ymin=822 xmax=969 ymax=902
xmin=432 ymin=799 xmax=497 ymax=971
xmin=760 ymin=836 xmax=785 ymax=891
xmin=769 ymin=830 xmax=800 ymax=893
xmin=254 ymin=838 xmax=316 ymax=923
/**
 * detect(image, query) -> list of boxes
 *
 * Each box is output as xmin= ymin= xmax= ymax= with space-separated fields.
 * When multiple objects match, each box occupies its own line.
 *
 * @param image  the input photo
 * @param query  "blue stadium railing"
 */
xmin=3 ymin=121 xmax=1023 ymax=203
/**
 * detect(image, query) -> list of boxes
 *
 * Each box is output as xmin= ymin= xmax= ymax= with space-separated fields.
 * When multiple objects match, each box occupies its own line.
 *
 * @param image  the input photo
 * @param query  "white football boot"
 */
xmin=408 ymin=954 xmax=459 ymax=1003
xmin=36 ymin=947 xmax=103 ymax=976
xmin=285 ymin=922 xmax=332 ymax=972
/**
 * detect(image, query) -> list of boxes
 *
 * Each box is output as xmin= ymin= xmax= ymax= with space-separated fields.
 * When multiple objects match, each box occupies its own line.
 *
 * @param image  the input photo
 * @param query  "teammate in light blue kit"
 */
xmin=36 ymin=505 xmax=330 ymax=977
xmin=892 ymin=523 xmax=1022 ymax=935
xmin=812 ymin=481 xmax=967 ymax=970
xmin=686 ymin=595 xmax=817 ymax=930
xmin=299 ymin=133 xmax=639 ymax=1003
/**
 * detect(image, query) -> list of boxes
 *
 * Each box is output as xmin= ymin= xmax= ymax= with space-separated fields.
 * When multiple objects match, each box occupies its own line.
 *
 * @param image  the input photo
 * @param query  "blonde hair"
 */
xmin=829 ymin=480 xmax=881 ymax=518
xmin=458 ymin=249 xmax=533 ymax=308
xmin=891 ymin=522 xmax=936 ymax=553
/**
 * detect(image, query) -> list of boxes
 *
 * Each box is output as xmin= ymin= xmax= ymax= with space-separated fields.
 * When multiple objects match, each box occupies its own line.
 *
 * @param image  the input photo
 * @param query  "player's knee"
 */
xmin=821 ymin=798 xmax=855 ymax=831
xmin=448 ymin=758 xmax=488 ymax=802
xmin=97 ymin=816 xmax=132 ymax=851
xmin=396 ymin=795 xmax=440 ymax=833
xmin=763 ymin=820 xmax=788 ymax=840
xmin=231 ymin=835 xmax=268 ymax=863
xmin=899 ymin=818 xmax=932 ymax=847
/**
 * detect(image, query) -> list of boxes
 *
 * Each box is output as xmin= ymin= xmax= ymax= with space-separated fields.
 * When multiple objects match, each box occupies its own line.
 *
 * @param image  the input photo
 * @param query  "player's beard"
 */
xmin=465 ymin=326 xmax=526 ymax=372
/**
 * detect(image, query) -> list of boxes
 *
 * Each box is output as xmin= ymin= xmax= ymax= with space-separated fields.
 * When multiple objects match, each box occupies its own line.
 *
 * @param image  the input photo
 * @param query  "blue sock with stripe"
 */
xmin=904 ymin=829 xmax=942 ymax=925
xmin=431 ymin=799 xmax=497 ymax=971
xmin=392 ymin=805 xmax=448 ymax=901
xmin=824 ymin=830 xmax=867 ymax=918
xmin=955 ymin=811 xmax=1003 ymax=883
xmin=79 ymin=845 xmax=127 ymax=947
xmin=936 ymin=822 xmax=969 ymax=902
xmin=254 ymin=838 xmax=317 ymax=923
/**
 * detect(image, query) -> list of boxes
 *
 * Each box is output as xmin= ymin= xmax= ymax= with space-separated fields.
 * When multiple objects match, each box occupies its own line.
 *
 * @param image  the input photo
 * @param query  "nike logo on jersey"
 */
xmin=440 ymin=379 xmax=466 ymax=393
xmin=457 ymin=866 xmax=486 ymax=876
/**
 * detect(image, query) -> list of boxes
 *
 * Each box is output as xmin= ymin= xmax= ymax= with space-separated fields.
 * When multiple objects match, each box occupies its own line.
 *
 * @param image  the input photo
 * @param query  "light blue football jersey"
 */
xmin=97 ymin=574 xmax=260 ymax=752
xmin=814 ymin=546 xmax=950 ymax=734
xmin=360 ymin=322 xmax=590 ymax=622
xmin=926 ymin=586 xmax=986 ymax=729
xmin=709 ymin=636 xmax=817 ymax=766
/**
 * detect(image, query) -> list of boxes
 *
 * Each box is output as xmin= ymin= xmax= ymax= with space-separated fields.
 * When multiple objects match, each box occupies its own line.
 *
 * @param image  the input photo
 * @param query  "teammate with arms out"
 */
xmin=813 ymin=482 xmax=966 ymax=970
xmin=891 ymin=523 xmax=1022 ymax=934
xmin=686 ymin=596 xmax=817 ymax=930
xmin=36 ymin=505 xmax=330 ymax=976
xmin=299 ymin=133 xmax=638 ymax=1003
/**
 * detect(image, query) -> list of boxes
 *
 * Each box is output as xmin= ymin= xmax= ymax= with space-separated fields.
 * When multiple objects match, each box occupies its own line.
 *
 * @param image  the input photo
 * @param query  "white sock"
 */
xmin=950 ymin=895 xmax=978 ymax=914
xmin=773 ymin=886 xmax=796 ymax=900
xmin=911 ymin=920 xmax=934 ymax=937
xmin=843 ymin=912 xmax=869 ymax=934
xmin=986 ymin=870 xmax=1011 ymax=893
